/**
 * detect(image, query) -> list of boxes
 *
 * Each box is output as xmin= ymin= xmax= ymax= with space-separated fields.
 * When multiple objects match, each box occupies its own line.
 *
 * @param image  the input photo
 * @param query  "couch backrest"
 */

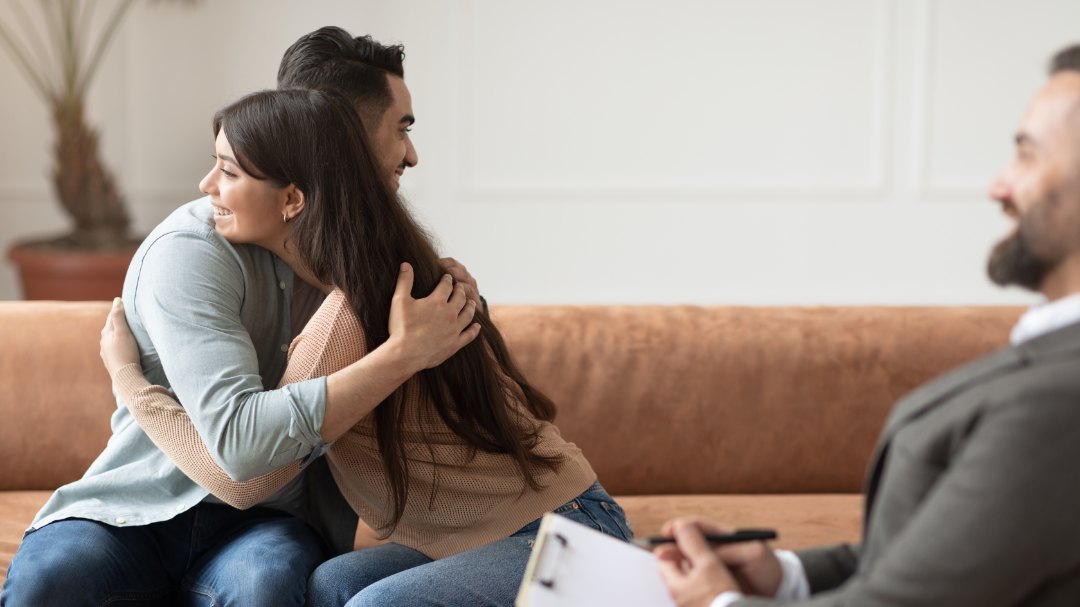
xmin=489 ymin=305 xmax=1022 ymax=496
xmin=0 ymin=302 xmax=1022 ymax=495
xmin=0 ymin=301 xmax=114 ymax=490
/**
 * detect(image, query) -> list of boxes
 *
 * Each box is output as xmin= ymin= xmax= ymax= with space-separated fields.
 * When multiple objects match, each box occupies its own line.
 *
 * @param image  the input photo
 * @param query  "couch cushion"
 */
xmin=0 ymin=491 xmax=50 ymax=584
xmin=616 ymin=494 xmax=862 ymax=550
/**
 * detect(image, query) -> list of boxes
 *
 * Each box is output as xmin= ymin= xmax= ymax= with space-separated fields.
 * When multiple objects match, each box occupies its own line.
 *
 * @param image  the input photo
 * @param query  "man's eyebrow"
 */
xmin=399 ymin=114 xmax=415 ymax=126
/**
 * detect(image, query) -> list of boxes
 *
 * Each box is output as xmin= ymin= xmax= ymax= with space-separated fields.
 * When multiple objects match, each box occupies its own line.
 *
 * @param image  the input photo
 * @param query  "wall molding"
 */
xmin=456 ymin=0 xmax=896 ymax=202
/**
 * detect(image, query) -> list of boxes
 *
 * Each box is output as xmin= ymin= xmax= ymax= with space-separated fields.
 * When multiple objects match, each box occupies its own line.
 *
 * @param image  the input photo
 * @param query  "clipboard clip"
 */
xmin=531 ymin=532 xmax=569 ymax=589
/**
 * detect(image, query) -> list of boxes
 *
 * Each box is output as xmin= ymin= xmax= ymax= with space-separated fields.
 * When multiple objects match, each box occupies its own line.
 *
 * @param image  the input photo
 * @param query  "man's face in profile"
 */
xmin=987 ymin=72 xmax=1080 ymax=293
xmin=369 ymin=75 xmax=418 ymax=191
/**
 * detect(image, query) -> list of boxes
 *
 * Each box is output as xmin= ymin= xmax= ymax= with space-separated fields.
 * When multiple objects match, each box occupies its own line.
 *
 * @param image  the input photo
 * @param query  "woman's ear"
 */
xmin=283 ymin=184 xmax=306 ymax=222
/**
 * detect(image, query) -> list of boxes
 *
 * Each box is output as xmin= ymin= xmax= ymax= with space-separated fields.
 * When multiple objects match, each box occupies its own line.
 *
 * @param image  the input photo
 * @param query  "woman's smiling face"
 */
xmin=199 ymin=129 xmax=291 ymax=248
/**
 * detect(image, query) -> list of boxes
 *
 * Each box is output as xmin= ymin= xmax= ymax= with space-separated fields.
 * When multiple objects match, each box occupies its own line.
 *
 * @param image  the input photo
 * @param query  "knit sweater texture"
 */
xmin=112 ymin=289 xmax=596 ymax=559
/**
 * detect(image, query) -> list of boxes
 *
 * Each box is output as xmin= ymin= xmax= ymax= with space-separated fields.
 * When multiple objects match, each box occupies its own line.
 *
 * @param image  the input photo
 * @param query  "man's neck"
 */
xmin=1039 ymin=254 xmax=1080 ymax=301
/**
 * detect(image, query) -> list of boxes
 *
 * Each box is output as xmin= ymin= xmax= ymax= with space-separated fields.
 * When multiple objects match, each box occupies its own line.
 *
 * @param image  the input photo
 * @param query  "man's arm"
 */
xmin=102 ymin=277 xmax=465 ymax=508
xmin=661 ymin=381 xmax=1080 ymax=606
xmin=129 ymin=234 xmax=477 ymax=480
xmin=132 ymin=232 xmax=315 ymax=480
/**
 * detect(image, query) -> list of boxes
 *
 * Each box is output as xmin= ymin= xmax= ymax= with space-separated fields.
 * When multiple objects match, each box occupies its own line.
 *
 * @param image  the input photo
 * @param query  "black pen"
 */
xmin=631 ymin=528 xmax=777 ymax=548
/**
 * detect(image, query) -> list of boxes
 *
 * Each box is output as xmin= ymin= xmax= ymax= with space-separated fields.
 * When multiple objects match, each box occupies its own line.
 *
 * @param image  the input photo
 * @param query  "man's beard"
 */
xmin=987 ymin=227 xmax=1049 ymax=291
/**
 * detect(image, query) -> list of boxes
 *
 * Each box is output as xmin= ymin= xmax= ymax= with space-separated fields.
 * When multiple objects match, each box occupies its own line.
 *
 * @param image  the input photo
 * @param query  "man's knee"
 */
xmin=187 ymin=517 xmax=325 ymax=607
xmin=185 ymin=559 xmax=311 ymax=607
xmin=3 ymin=522 xmax=168 ymax=606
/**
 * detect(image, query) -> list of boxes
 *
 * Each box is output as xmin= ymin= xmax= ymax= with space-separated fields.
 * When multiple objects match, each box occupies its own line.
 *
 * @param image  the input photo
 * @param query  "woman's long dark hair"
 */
xmin=214 ymin=89 xmax=561 ymax=531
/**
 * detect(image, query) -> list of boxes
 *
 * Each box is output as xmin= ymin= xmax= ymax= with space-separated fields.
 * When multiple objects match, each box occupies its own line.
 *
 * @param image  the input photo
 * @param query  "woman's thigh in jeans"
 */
xmin=341 ymin=482 xmax=633 ymax=607
xmin=307 ymin=542 xmax=433 ymax=607
xmin=342 ymin=534 xmax=536 ymax=607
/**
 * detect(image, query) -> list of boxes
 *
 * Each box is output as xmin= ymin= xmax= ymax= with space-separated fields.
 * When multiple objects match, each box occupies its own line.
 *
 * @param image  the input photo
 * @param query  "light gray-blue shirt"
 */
xmin=32 ymin=198 xmax=329 ymax=530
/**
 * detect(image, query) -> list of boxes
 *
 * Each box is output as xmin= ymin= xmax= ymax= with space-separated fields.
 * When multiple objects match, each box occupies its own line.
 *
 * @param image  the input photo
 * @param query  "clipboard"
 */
xmin=515 ymin=512 xmax=675 ymax=606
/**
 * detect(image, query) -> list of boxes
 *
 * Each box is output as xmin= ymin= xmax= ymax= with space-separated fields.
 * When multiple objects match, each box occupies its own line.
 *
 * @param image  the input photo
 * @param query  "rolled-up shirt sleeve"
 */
xmin=129 ymin=231 xmax=326 ymax=481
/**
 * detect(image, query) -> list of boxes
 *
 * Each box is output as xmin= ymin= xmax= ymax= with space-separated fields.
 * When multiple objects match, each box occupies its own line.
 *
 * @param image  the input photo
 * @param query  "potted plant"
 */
xmin=2 ymin=0 xmax=194 ymax=300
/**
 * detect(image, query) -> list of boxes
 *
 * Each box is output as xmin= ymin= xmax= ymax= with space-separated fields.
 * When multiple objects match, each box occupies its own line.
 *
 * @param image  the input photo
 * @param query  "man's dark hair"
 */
xmin=277 ymin=26 xmax=405 ymax=127
xmin=1050 ymin=45 xmax=1080 ymax=74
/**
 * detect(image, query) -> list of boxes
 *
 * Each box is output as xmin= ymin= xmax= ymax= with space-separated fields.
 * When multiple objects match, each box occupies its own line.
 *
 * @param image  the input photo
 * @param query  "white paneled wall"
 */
xmin=2 ymin=0 xmax=1078 ymax=304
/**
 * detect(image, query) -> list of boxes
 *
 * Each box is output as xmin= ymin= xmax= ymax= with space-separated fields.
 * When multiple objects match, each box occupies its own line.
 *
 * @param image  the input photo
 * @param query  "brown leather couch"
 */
xmin=0 ymin=300 xmax=1022 ymax=583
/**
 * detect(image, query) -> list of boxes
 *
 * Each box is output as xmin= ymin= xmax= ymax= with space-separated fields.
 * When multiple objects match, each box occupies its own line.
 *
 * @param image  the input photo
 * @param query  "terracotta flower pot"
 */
xmin=7 ymin=245 xmax=136 ymax=301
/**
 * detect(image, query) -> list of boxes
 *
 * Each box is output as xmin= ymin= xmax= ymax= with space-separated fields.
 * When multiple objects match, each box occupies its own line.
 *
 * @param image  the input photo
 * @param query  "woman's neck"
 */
xmin=264 ymin=238 xmax=334 ymax=295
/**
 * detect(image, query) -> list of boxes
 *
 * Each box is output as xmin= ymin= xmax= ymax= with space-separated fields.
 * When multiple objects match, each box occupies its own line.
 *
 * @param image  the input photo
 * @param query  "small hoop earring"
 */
xmin=283 ymin=212 xmax=289 ymax=224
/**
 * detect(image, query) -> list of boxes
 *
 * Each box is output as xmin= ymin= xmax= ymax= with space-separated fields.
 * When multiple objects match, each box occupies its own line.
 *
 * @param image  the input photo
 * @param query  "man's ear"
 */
xmin=283 ymin=184 xmax=306 ymax=221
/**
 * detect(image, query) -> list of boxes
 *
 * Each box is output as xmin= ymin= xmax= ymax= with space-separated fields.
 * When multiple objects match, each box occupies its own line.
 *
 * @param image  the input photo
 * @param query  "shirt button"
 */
xmin=279 ymin=280 xmax=287 ymax=290
xmin=176 ymin=505 xmax=185 ymax=512
xmin=281 ymin=343 xmax=289 ymax=353
xmin=115 ymin=517 xmax=127 ymax=524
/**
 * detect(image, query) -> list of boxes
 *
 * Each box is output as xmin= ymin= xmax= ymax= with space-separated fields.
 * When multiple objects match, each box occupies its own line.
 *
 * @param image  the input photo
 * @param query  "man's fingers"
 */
xmin=394 ymin=262 xmax=415 ymax=300
xmin=715 ymin=540 xmax=769 ymax=566
xmin=662 ymin=517 xmax=702 ymax=536
xmin=439 ymin=256 xmax=474 ymax=282
xmin=448 ymin=282 xmax=469 ymax=312
xmin=430 ymin=273 xmax=455 ymax=301
xmin=439 ymin=257 xmax=463 ymax=277
xmin=673 ymin=521 xmax=715 ymax=564
xmin=654 ymin=544 xmax=683 ymax=561
xmin=455 ymin=322 xmax=481 ymax=349
xmin=457 ymin=298 xmax=477 ymax=324
xmin=656 ymin=555 xmax=687 ymax=587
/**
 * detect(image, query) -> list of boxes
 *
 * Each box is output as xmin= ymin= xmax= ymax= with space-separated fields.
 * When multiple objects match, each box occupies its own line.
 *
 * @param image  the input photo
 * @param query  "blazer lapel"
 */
xmin=861 ymin=318 xmax=1080 ymax=531
xmin=879 ymin=348 xmax=1025 ymax=442
xmin=860 ymin=346 xmax=1025 ymax=528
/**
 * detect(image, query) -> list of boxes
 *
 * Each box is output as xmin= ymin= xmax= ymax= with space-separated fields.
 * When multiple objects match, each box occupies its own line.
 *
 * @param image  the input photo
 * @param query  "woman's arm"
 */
xmin=101 ymin=265 xmax=478 ymax=506
xmin=109 ymin=362 xmax=301 ymax=509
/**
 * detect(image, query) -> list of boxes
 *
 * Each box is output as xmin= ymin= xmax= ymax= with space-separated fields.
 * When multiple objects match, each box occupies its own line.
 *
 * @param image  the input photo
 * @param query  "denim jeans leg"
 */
xmin=340 ymin=481 xmax=631 ymax=607
xmin=559 ymin=481 xmax=634 ymax=541
xmin=177 ymin=506 xmax=328 ymax=607
xmin=342 ymin=534 xmax=536 ymax=607
xmin=1 ymin=519 xmax=176 ymax=607
xmin=309 ymin=542 xmax=433 ymax=607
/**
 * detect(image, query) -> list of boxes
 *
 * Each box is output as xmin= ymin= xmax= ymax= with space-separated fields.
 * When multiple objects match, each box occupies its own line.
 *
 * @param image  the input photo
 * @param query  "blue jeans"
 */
xmin=307 ymin=481 xmax=632 ymax=607
xmin=1 ymin=503 xmax=327 ymax=607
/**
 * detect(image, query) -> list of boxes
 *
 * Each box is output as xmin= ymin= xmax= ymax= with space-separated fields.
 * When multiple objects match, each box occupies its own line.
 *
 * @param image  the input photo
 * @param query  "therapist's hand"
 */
xmin=659 ymin=518 xmax=783 ymax=599
xmin=100 ymin=298 xmax=141 ymax=377
xmin=656 ymin=519 xmax=740 ymax=607
xmin=387 ymin=262 xmax=480 ymax=372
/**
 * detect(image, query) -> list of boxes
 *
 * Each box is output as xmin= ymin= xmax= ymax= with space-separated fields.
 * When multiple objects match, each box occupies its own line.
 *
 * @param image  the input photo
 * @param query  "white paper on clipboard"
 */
xmin=515 ymin=512 xmax=676 ymax=606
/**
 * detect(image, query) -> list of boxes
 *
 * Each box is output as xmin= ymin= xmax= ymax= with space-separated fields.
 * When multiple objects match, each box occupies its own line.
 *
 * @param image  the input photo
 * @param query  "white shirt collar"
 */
xmin=1010 ymin=291 xmax=1080 ymax=345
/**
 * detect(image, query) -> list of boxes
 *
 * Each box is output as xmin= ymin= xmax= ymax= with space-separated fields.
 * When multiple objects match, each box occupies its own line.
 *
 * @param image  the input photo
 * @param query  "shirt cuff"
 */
xmin=775 ymin=549 xmax=811 ymax=600
xmin=279 ymin=376 xmax=328 ymax=452
xmin=710 ymin=591 xmax=746 ymax=607
xmin=299 ymin=439 xmax=329 ymax=469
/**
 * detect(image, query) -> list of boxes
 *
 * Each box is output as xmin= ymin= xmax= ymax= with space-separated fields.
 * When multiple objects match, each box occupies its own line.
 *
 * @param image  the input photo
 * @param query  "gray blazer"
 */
xmin=739 ymin=320 xmax=1080 ymax=606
